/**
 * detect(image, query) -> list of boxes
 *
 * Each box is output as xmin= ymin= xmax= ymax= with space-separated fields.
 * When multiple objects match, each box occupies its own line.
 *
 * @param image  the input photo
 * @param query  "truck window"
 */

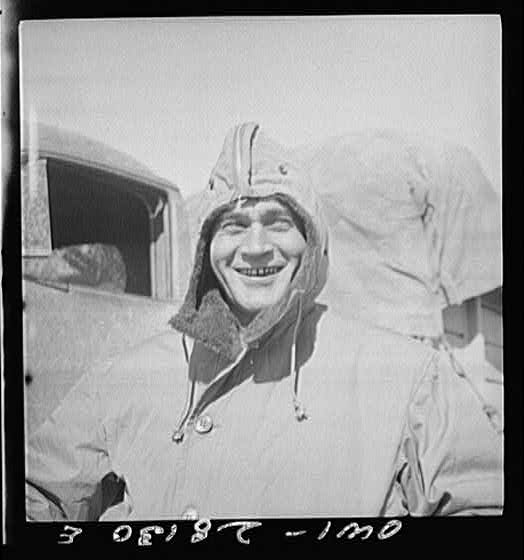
xmin=23 ymin=157 xmax=170 ymax=298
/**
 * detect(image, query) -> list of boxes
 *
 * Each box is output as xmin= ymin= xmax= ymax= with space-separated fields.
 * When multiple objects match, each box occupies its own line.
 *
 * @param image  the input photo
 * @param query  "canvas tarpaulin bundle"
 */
xmin=302 ymin=129 xmax=502 ymax=338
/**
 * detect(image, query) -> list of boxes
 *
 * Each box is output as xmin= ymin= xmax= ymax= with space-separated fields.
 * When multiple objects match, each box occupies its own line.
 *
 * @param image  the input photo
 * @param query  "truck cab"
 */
xmin=22 ymin=123 xmax=191 ymax=435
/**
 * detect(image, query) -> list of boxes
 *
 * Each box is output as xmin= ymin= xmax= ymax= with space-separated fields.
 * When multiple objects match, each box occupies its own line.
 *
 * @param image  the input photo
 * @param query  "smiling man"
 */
xmin=26 ymin=123 xmax=503 ymax=520
xmin=209 ymin=198 xmax=306 ymax=324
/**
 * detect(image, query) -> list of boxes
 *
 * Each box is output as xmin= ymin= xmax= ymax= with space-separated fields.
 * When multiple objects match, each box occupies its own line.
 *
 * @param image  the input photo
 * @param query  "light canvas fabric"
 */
xmin=304 ymin=129 xmax=502 ymax=337
xmin=26 ymin=124 xmax=503 ymax=520
xmin=301 ymin=129 xmax=504 ymax=435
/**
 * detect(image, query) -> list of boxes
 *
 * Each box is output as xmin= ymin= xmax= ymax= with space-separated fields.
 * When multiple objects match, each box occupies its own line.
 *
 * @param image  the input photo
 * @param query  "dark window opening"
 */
xmin=46 ymin=158 xmax=162 ymax=297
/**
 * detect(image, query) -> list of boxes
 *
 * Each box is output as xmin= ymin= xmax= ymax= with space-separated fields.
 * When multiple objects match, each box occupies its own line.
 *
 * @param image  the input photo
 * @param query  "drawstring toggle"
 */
xmin=293 ymin=398 xmax=308 ymax=422
xmin=171 ymin=429 xmax=185 ymax=443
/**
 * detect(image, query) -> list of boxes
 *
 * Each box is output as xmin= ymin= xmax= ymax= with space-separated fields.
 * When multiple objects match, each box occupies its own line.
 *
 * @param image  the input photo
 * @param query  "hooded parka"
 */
xmin=26 ymin=123 xmax=503 ymax=521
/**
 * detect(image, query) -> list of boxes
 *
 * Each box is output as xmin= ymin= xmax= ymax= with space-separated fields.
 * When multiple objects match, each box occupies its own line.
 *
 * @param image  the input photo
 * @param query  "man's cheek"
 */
xmin=210 ymin=244 xmax=234 ymax=272
xmin=278 ymin=239 xmax=306 ymax=259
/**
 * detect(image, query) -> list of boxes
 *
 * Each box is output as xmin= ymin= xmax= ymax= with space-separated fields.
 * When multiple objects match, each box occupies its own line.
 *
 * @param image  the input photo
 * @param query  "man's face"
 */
xmin=210 ymin=198 xmax=307 ymax=324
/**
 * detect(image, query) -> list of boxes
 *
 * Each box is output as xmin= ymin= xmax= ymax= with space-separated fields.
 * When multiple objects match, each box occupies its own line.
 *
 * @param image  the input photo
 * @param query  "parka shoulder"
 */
xmin=314 ymin=308 xmax=436 ymax=386
xmin=93 ymin=330 xmax=188 ymax=407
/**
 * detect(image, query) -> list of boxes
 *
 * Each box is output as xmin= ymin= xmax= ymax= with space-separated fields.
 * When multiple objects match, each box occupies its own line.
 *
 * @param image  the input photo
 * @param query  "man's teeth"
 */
xmin=237 ymin=267 xmax=283 ymax=277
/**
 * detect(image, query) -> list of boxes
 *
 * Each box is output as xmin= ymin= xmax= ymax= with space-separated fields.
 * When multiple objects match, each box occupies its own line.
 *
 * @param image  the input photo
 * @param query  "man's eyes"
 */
xmin=219 ymin=221 xmax=247 ymax=233
xmin=219 ymin=219 xmax=294 ymax=233
xmin=267 ymin=218 xmax=294 ymax=231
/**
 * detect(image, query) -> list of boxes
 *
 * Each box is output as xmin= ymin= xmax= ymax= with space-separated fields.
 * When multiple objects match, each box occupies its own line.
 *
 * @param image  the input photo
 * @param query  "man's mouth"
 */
xmin=235 ymin=266 xmax=284 ymax=277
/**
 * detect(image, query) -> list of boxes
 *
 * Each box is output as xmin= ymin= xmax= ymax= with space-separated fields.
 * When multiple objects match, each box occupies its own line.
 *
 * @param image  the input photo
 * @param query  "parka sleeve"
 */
xmin=26 ymin=365 xmax=113 ymax=521
xmin=397 ymin=352 xmax=503 ymax=516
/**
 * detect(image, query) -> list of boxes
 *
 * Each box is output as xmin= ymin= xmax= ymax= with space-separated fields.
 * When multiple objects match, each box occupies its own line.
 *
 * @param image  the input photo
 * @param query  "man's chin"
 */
xmin=236 ymin=299 xmax=278 ymax=316
xmin=220 ymin=270 xmax=296 ymax=321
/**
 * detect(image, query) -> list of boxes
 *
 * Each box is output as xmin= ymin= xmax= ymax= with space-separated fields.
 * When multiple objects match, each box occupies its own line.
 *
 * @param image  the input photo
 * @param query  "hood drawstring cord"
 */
xmin=171 ymin=334 xmax=249 ymax=443
xmin=173 ymin=294 xmax=308 ymax=441
xmin=291 ymin=294 xmax=308 ymax=422
xmin=171 ymin=334 xmax=196 ymax=443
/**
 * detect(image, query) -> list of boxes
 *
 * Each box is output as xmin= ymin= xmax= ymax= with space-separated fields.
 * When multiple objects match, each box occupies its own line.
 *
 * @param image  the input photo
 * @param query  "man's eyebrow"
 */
xmin=217 ymin=211 xmax=249 ymax=223
xmin=260 ymin=208 xmax=295 ymax=222
xmin=217 ymin=207 xmax=294 ymax=222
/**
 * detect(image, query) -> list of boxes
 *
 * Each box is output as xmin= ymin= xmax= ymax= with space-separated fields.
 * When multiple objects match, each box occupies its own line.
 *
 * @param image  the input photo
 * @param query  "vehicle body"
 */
xmin=22 ymin=123 xmax=191 ymax=435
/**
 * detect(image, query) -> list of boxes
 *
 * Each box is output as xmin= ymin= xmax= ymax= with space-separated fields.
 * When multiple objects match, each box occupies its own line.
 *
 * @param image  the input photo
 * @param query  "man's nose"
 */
xmin=240 ymin=224 xmax=273 ymax=263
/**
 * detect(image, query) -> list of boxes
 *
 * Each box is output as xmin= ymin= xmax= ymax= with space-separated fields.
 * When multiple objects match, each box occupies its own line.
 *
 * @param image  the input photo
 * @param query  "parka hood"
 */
xmin=170 ymin=123 xmax=328 ymax=362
